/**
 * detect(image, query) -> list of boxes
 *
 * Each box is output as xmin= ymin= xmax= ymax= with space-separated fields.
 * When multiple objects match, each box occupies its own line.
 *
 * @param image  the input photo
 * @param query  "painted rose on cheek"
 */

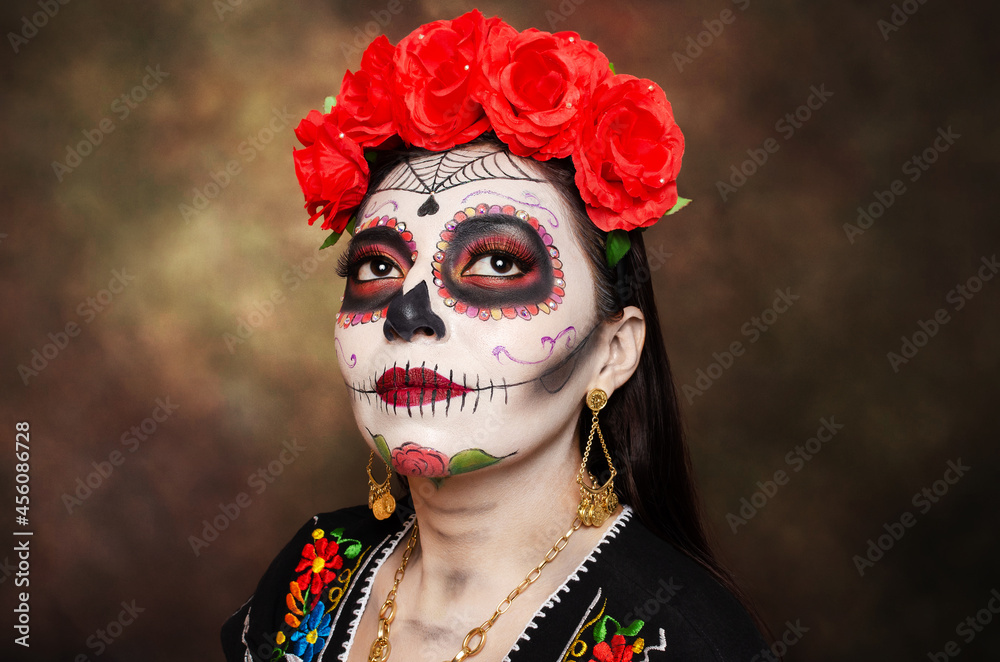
xmin=391 ymin=442 xmax=449 ymax=477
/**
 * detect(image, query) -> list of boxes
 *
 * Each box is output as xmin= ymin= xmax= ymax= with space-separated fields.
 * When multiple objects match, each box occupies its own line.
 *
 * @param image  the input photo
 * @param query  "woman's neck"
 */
xmin=398 ymin=420 xmax=613 ymax=611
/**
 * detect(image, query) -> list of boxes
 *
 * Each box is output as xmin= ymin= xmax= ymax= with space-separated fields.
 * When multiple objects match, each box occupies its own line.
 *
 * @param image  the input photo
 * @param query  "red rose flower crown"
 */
xmin=293 ymin=10 xmax=689 ymax=267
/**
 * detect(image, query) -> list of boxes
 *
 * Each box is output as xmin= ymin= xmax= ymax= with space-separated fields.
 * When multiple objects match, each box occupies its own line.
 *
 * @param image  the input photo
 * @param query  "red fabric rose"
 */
xmin=292 ymin=111 xmax=369 ymax=233
xmin=391 ymin=10 xmax=512 ymax=150
xmin=390 ymin=442 xmax=450 ymax=478
xmin=590 ymin=634 xmax=633 ymax=662
xmin=332 ymin=35 xmax=397 ymax=148
xmin=477 ymin=29 xmax=610 ymax=159
xmin=573 ymin=75 xmax=685 ymax=232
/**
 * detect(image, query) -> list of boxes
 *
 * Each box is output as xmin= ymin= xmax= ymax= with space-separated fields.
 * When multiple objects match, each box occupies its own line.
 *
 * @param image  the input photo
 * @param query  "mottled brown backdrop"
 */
xmin=1 ymin=0 xmax=997 ymax=660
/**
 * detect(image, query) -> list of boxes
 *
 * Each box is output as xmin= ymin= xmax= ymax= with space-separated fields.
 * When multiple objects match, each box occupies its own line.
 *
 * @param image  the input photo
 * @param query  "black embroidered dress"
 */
xmin=222 ymin=505 xmax=767 ymax=662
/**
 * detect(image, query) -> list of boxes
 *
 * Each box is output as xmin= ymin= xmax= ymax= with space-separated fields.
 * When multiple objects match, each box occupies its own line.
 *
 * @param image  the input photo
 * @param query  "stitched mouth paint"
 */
xmin=374 ymin=367 xmax=472 ymax=407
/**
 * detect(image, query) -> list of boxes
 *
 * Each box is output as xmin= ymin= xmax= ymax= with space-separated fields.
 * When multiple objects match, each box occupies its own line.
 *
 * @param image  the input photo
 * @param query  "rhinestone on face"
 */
xmin=434 ymin=251 xmax=445 ymax=262
xmin=549 ymin=247 xmax=559 ymax=258
xmin=396 ymin=222 xmax=406 ymax=231
xmin=515 ymin=210 xmax=529 ymax=220
xmin=444 ymin=298 xmax=456 ymax=307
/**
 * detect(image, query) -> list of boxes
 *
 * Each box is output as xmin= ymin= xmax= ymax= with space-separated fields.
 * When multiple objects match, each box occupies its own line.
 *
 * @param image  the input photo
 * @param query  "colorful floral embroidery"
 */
xmin=588 ymin=614 xmax=645 ymax=662
xmin=289 ymin=601 xmax=334 ymax=659
xmin=270 ymin=526 xmax=365 ymax=661
xmin=565 ymin=599 xmax=645 ymax=662
xmin=295 ymin=531 xmax=345 ymax=606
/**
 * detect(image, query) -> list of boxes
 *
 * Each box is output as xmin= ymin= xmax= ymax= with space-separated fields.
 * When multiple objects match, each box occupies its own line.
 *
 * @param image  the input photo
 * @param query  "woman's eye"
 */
xmin=356 ymin=257 xmax=402 ymax=281
xmin=464 ymin=254 xmax=525 ymax=278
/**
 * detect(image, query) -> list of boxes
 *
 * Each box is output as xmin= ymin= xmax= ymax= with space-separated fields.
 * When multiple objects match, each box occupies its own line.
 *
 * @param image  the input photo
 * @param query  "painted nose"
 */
xmin=382 ymin=281 xmax=446 ymax=341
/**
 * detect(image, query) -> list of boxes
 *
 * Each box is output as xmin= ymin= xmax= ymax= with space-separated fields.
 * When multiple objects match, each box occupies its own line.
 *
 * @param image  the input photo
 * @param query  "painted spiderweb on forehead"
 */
xmin=377 ymin=149 xmax=545 ymax=216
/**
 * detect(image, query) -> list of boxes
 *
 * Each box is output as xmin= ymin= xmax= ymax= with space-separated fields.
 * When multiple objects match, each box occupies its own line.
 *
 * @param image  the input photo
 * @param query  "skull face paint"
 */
xmin=433 ymin=204 xmax=565 ymax=321
xmin=335 ymin=145 xmax=601 ymax=480
xmin=335 ymin=212 xmax=417 ymax=328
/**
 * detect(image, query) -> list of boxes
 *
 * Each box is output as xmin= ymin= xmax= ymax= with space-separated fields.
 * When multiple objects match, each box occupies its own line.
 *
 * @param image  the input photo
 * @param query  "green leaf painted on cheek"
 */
xmin=605 ymin=229 xmax=631 ymax=268
xmin=448 ymin=448 xmax=512 ymax=475
xmin=370 ymin=433 xmax=391 ymax=465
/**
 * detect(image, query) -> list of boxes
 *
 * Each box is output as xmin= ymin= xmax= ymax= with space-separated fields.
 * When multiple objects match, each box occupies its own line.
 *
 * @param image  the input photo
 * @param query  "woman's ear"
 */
xmin=591 ymin=305 xmax=646 ymax=394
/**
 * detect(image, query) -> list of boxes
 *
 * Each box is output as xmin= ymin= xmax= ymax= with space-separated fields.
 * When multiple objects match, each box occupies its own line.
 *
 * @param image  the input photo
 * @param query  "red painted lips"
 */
xmin=375 ymin=367 xmax=471 ymax=407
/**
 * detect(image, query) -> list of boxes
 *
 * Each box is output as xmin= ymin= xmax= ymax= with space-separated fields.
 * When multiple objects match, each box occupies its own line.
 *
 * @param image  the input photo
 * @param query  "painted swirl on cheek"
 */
xmin=336 ymin=227 xmax=414 ymax=327
xmin=492 ymin=326 xmax=577 ymax=365
xmin=433 ymin=205 xmax=565 ymax=321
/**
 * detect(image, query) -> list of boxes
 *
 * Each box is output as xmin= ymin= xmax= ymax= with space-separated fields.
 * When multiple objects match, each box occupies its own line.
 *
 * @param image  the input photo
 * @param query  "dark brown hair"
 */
xmin=527 ymin=151 xmax=771 ymax=641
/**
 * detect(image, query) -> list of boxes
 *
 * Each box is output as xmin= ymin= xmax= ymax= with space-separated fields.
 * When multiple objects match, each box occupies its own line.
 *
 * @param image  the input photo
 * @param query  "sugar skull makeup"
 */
xmin=335 ymin=213 xmax=417 ymax=328
xmin=433 ymin=204 xmax=565 ymax=321
xmin=335 ymin=145 xmax=602 ymax=481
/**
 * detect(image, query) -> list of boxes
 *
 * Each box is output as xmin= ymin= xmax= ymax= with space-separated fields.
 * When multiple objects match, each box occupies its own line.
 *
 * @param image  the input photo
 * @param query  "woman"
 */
xmin=223 ymin=11 xmax=769 ymax=662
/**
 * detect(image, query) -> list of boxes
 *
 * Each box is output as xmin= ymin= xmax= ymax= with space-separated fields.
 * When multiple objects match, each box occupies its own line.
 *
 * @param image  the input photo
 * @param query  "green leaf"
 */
xmin=594 ymin=615 xmax=610 ymax=643
xmin=319 ymin=231 xmax=342 ymax=250
xmin=664 ymin=196 xmax=692 ymax=216
xmin=323 ymin=96 xmax=337 ymax=113
xmin=605 ymin=229 xmax=631 ymax=268
xmin=345 ymin=214 xmax=358 ymax=236
xmin=343 ymin=542 xmax=362 ymax=559
xmin=448 ymin=448 xmax=509 ymax=476
xmin=370 ymin=433 xmax=391 ymax=465
xmin=364 ymin=150 xmax=378 ymax=164
xmin=609 ymin=61 xmax=617 ymax=74
xmin=330 ymin=527 xmax=344 ymax=538
xmin=617 ymin=619 xmax=645 ymax=637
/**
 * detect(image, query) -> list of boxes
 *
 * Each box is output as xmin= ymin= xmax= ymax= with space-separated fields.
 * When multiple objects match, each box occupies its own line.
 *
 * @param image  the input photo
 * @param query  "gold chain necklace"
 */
xmin=367 ymin=516 xmax=584 ymax=662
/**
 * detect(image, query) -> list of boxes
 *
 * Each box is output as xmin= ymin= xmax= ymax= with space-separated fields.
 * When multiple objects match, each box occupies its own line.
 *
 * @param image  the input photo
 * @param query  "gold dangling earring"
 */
xmin=577 ymin=388 xmax=619 ymax=527
xmin=367 ymin=451 xmax=396 ymax=520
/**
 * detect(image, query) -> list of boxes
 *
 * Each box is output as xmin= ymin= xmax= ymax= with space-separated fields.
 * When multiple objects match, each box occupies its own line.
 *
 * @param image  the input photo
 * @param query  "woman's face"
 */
xmin=335 ymin=145 xmax=601 ymax=481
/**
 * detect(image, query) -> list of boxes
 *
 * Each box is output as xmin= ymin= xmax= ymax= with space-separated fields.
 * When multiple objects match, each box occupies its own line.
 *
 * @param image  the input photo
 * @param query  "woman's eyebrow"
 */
xmin=449 ymin=214 xmax=534 ymax=239
xmin=348 ymin=226 xmax=408 ymax=246
xmin=457 ymin=191 xmax=562 ymax=229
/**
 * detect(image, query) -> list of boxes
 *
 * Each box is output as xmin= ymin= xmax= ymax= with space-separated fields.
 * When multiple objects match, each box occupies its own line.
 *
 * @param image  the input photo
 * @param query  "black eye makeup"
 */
xmin=337 ymin=225 xmax=415 ymax=327
xmin=432 ymin=204 xmax=564 ymax=321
